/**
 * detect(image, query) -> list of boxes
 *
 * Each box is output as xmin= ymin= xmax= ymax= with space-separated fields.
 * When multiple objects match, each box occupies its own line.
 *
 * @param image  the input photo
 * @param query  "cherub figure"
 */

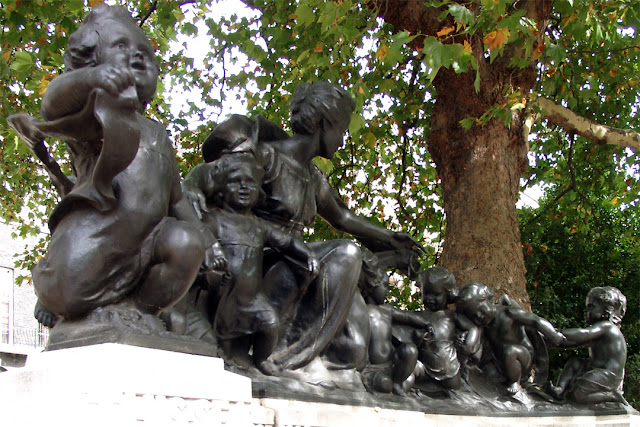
xmin=455 ymin=282 xmax=565 ymax=395
xmin=412 ymin=267 xmax=462 ymax=391
xmin=548 ymin=286 xmax=628 ymax=405
xmin=7 ymin=5 xmax=224 ymax=330
xmin=358 ymin=250 xmax=425 ymax=395
xmin=202 ymin=152 xmax=318 ymax=375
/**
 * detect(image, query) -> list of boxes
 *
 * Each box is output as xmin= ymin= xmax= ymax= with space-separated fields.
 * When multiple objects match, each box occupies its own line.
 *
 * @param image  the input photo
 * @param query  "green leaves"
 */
xmin=9 ymin=51 xmax=33 ymax=75
xmin=295 ymin=3 xmax=315 ymax=27
xmin=448 ymin=3 xmax=475 ymax=27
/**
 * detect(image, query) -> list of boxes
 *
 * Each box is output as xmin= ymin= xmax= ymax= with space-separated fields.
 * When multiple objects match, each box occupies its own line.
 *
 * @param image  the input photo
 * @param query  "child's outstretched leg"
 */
xmin=548 ymin=357 xmax=583 ymax=400
xmin=391 ymin=342 xmax=418 ymax=395
xmin=134 ymin=219 xmax=205 ymax=315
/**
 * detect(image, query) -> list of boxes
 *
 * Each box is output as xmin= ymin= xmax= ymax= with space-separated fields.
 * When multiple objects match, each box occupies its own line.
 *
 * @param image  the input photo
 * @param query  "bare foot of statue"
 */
xmin=547 ymin=384 xmax=565 ymax=400
xmin=392 ymin=383 xmax=408 ymax=397
xmin=507 ymin=382 xmax=522 ymax=395
xmin=613 ymin=390 xmax=629 ymax=406
xmin=159 ymin=307 xmax=187 ymax=335
xmin=34 ymin=300 xmax=59 ymax=328
xmin=256 ymin=360 xmax=280 ymax=376
xmin=372 ymin=371 xmax=394 ymax=393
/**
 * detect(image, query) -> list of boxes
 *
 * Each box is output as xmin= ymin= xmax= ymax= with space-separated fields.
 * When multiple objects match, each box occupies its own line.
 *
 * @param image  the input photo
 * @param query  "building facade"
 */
xmin=0 ymin=220 xmax=48 ymax=368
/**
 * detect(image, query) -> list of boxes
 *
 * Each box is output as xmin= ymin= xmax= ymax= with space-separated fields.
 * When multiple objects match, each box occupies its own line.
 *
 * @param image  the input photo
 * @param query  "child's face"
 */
xmin=465 ymin=296 xmax=496 ymax=326
xmin=421 ymin=280 xmax=449 ymax=311
xmin=585 ymin=298 xmax=607 ymax=324
xmin=222 ymin=163 xmax=261 ymax=212
xmin=98 ymin=20 xmax=158 ymax=104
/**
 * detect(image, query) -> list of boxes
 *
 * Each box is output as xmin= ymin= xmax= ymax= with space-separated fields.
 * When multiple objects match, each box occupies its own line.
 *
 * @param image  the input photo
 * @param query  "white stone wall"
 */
xmin=1 ymin=344 xmax=638 ymax=427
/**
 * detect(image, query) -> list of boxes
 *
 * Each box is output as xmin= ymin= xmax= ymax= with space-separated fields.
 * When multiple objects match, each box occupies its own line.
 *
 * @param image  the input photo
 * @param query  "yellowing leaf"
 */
xmin=376 ymin=44 xmax=387 ymax=60
xmin=612 ymin=197 xmax=619 ymax=205
xmin=37 ymin=75 xmax=50 ymax=96
xmin=609 ymin=69 xmax=617 ymax=77
xmin=313 ymin=42 xmax=323 ymax=53
xmin=533 ymin=41 xmax=545 ymax=59
xmin=463 ymin=40 xmax=472 ymax=55
xmin=90 ymin=0 xmax=104 ymax=6
xmin=437 ymin=26 xmax=455 ymax=38
xmin=484 ymin=28 xmax=510 ymax=50
xmin=2 ymin=50 xmax=10 ymax=61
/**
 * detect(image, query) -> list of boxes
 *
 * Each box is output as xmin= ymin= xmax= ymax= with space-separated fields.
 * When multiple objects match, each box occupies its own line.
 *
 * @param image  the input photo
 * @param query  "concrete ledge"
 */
xmin=0 ymin=344 xmax=637 ymax=426
xmin=258 ymin=398 xmax=640 ymax=427
xmin=6 ymin=343 xmax=250 ymax=402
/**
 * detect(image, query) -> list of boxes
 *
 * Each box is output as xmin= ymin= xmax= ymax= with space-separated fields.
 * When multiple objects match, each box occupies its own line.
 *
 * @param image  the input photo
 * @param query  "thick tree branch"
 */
xmin=524 ymin=97 xmax=640 ymax=152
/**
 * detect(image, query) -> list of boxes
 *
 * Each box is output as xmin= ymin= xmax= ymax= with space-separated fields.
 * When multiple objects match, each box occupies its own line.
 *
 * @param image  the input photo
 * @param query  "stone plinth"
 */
xmin=258 ymin=398 xmax=640 ymax=427
xmin=0 ymin=344 xmax=638 ymax=426
xmin=0 ymin=343 xmax=266 ymax=426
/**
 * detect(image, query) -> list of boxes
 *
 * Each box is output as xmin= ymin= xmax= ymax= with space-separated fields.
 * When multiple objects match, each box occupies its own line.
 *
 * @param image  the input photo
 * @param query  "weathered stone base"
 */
xmin=0 ymin=344 xmax=637 ymax=426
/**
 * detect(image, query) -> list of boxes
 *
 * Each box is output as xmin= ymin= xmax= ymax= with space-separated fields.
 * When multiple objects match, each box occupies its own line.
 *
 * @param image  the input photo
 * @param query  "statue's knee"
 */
xmin=161 ymin=222 xmax=205 ymax=263
xmin=396 ymin=342 xmax=419 ymax=365
xmin=336 ymin=241 xmax=362 ymax=268
xmin=33 ymin=262 xmax=87 ymax=317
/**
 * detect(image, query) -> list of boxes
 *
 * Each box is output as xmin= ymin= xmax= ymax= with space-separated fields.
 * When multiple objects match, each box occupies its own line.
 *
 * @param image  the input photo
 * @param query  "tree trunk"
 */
xmin=371 ymin=0 xmax=553 ymax=309
xmin=429 ymin=67 xmax=531 ymax=308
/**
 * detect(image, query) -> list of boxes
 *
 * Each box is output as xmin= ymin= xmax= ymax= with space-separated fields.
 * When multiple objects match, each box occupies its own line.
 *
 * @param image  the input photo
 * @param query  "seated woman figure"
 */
xmin=184 ymin=81 xmax=423 ymax=371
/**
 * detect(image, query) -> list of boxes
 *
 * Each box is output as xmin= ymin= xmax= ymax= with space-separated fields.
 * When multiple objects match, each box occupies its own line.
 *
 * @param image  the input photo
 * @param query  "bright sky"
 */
xmin=166 ymin=0 xmax=255 ymax=128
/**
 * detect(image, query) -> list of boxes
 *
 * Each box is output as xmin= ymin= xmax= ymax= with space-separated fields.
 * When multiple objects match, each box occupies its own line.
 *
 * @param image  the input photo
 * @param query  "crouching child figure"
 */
xmin=549 ymin=286 xmax=628 ymax=405
xmin=8 ymin=4 xmax=226 ymax=335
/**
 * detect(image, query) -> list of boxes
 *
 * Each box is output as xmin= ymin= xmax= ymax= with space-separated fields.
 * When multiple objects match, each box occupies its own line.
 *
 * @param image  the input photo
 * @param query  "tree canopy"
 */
xmin=1 ymin=0 xmax=638 ymax=403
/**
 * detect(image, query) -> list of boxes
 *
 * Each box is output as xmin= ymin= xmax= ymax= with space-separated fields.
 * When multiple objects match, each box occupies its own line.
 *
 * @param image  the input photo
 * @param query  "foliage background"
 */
xmin=0 ymin=0 xmax=638 ymax=407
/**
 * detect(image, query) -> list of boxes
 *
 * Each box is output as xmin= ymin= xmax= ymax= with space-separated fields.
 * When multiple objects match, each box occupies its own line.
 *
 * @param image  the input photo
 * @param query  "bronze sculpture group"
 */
xmin=6 ymin=4 xmax=631 ymax=412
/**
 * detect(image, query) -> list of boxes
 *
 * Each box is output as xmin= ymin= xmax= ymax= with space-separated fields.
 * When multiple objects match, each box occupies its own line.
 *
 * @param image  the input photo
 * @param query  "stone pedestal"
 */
xmin=0 ymin=343 xmax=270 ymax=426
xmin=0 ymin=344 xmax=638 ymax=426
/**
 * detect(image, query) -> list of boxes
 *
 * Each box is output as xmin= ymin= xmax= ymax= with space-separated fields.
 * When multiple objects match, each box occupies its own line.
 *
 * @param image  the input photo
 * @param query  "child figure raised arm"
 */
xmin=548 ymin=286 xmax=628 ymax=405
xmin=455 ymin=282 xmax=565 ymax=395
xmin=8 ymin=4 xmax=225 ymax=334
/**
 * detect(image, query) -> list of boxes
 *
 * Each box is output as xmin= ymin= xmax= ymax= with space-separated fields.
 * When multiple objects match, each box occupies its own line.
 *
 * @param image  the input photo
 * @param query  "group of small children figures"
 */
xmin=360 ymin=263 xmax=628 ymax=405
xmin=187 ymin=145 xmax=629 ymax=406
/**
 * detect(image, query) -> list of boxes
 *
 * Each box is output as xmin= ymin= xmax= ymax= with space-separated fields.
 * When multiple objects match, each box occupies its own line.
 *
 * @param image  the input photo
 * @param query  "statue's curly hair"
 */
xmin=587 ymin=286 xmax=627 ymax=326
xmin=63 ymin=4 xmax=156 ymax=72
xmin=417 ymin=266 xmax=458 ymax=304
xmin=456 ymin=282 xmax=494 ymax=313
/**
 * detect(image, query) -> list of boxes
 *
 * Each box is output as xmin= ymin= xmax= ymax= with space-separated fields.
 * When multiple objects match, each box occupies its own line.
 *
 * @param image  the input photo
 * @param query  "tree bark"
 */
xmin=372 ymin=0 xmax=552 ymax=308
xmin=429 ymin=67 xmax=530 ymax=308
